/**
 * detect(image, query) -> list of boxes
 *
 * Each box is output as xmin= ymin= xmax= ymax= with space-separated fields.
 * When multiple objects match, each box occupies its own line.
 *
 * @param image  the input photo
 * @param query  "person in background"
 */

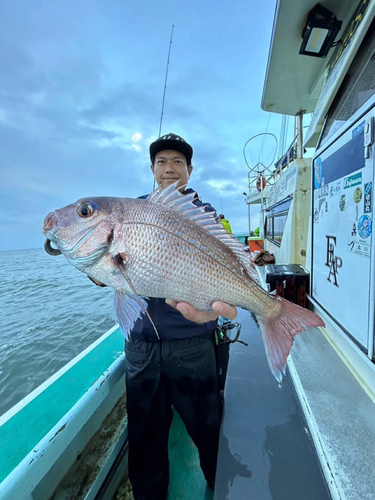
xmin=218 ymin=214 xmax=232 ymax=234
xmin=91 ymin=133 xmax=237 ymax=500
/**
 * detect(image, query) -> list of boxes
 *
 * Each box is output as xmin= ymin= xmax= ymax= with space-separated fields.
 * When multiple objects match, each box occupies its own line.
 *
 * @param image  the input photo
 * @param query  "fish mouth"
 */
xmin=42 ymin=212 xmax=62 ymax=256
xmin=42 ymin=211 xmax=58 ymax=233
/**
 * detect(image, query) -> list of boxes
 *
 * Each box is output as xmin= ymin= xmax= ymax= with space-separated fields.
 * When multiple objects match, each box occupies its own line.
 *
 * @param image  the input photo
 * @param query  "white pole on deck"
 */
xmin=296 ymin=111 xmax=305 ymax=159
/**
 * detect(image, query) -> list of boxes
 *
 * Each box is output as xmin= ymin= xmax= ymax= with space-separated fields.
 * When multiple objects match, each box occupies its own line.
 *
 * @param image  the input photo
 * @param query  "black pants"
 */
xmin=125 ymin=333 xmax=222 ymax=500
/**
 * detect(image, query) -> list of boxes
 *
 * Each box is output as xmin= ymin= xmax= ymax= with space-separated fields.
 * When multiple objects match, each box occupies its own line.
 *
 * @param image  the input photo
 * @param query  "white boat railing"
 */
xmin=0 ymin=326 xmax=126 ymax=500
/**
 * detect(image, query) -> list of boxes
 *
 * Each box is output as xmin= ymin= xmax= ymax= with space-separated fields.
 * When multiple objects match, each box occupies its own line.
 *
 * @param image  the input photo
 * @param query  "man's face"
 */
xmin=151 ymin=150 xmax=193 ymax=190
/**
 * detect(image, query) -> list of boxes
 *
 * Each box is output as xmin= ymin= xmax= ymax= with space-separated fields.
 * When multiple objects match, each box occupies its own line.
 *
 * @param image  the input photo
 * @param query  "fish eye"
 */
xmin=77 ymin=202 xmax=97 ymax=218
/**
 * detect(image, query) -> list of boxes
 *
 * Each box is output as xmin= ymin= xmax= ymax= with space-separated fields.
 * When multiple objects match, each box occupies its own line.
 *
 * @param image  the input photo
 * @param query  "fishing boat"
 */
xmin=250 ymin=0 xmax=375 ymax=499
xmin=1 ymin=0 xmax=374 ymax=498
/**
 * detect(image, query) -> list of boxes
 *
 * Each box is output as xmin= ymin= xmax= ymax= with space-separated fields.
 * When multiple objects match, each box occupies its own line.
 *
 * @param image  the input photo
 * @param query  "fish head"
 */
xmin=42 ymin=197 xmax=118 ymax=268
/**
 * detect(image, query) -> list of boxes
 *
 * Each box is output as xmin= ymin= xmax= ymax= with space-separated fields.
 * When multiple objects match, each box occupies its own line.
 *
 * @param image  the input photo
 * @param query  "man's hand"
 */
xmin=165 ymin=299 xmax=237 ymax=324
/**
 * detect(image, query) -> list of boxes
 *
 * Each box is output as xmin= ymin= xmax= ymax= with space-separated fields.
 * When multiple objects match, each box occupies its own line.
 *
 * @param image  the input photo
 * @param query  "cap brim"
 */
xmin=150 ymin=140 xmax=193 ymax=164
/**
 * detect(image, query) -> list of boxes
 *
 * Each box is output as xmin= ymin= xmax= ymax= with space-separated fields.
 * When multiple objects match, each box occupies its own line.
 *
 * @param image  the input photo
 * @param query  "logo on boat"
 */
xmin=344 ymin=172 xmax=362 ymax=189
xmin=353 ymin=187 xmax=363 ymax=204
xmin=358 ymin=215 xmax=372 ymax=239
xmin=364 ymin=182 xmax=372 ymax=214
xmin=314 ymin=157 xmax=323 ymax=189
xmin=325 ymin=236 xmax=342 ymax=287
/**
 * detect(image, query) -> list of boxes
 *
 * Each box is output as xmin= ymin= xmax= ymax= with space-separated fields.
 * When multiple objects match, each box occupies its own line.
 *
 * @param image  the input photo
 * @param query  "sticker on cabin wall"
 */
xmin=314 ymin=208 xmax=319 ymax=223
xmin=364 ymin=182 xmax=372 ymax=213
xmin=347 ymin=237 xmax=371 ymax=258
xmin=352 ymin=120 xmax=365 ymax=138
xmin=344 ymin=172 xmax=362 ymax=189
xmin=358 ymin=215 xmax=372 ymax=239
xmin=353 ymin=187 xmax=363 ymax=204
xmin=319 ymin=198 xmax=327 ymax=220
xmin=339 ymin=195 xmax=346 ymax=212
xmin=325 ymin=235 xmax=342 ymax=287
xmin=314 ymin=157 xmax=323 ymax=189
xmin=329 ymin=180 xmax=341 ymax=197
xmin=319 ymin=184 xmax=329 ymax=198
xmin=351 ymin=223 xmax=357 ymax=236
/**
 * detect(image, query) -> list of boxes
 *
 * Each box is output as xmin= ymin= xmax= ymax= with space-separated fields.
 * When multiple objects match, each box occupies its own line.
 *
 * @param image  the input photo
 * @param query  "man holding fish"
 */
xmin=89 ymin=133 xmax=237 ymax=499
xmin=42 ymin=133 xmax=324 ymax=500
xmin=124 ymin=133 xmax=237 ymax=499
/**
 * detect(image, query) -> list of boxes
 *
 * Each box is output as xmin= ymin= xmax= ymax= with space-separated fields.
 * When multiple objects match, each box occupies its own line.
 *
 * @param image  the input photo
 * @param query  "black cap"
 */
xmin=149 ymin=133 xmax=193 ymax=165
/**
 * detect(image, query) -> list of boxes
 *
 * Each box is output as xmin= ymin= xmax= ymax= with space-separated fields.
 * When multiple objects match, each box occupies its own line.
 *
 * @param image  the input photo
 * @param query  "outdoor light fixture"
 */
xmin=299 ymin=4 xmax=342 ymax=58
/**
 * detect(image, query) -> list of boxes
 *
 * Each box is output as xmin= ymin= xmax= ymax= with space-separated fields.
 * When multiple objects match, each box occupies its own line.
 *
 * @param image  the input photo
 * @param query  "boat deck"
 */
xmin=116 ymin=308 xmax=331 ymax=500
xmin=255 ymin=263 xmax=375 ymax=500
xmin=214 ymin=308 xmax=331 ymax=500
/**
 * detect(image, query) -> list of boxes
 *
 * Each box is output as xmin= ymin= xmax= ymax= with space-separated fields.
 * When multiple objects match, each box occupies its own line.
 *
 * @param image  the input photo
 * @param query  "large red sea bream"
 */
xmin=42 ymin=183 xmax=324 ymax=381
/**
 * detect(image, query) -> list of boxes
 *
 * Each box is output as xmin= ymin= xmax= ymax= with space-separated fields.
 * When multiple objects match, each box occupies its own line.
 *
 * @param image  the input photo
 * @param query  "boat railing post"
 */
xmin=296 ymin=111 xmax=305 ymax=159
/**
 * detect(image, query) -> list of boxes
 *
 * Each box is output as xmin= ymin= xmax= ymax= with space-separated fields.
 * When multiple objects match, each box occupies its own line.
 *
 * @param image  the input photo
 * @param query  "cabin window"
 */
xmin=320 ymin=19 xmax=375 ymax=146
xmin=264 ymin=199 xmax=291 ymax=246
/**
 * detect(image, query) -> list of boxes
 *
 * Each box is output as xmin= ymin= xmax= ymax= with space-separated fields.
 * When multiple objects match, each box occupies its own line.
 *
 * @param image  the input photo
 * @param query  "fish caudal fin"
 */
xmin=256 ymin=297 xmax=325 ymax=382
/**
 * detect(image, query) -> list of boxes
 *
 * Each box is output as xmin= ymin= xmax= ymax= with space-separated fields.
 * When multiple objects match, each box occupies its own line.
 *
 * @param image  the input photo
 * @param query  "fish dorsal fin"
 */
xmin=148 ymin=182 xmax=255 ymax=277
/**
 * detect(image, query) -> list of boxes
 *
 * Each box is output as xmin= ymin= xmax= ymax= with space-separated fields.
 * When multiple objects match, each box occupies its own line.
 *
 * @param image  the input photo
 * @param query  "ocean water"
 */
xmin=0 ymin=248 xmax=116 ymax=417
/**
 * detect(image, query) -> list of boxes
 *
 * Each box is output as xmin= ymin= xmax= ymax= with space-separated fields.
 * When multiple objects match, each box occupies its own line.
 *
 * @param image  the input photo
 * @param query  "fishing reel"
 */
xmin=216 ymin=320 xmax=248 ymax=346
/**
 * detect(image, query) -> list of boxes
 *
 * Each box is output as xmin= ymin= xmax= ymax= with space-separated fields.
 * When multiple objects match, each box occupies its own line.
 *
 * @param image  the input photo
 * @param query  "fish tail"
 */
xmin=255 ymin=297 xmax=325 ymax=382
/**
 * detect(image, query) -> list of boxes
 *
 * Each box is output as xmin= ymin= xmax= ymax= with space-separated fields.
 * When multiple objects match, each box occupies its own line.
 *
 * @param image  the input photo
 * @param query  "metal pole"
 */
xmin=248 ymin=172 xmax=251 ymax=236
xmin=260 ymin=175 xmax=264 ymax=239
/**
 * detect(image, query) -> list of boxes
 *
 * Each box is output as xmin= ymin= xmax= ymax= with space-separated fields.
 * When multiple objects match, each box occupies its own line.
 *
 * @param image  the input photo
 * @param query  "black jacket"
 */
xmin=131 ymin=188 xmax=218 ymax=341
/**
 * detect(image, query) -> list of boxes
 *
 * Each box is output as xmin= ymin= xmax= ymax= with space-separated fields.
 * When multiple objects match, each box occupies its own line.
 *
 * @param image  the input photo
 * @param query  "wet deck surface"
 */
xmin=214 ymin=309 xmax=331 ymax=500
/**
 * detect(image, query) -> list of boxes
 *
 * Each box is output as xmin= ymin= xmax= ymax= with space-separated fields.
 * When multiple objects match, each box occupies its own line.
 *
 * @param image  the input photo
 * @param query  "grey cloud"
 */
xmin=80 ymin=83 xmax=160 ymax=125
xmin=0 ymin=38 xmax=43 ymax=93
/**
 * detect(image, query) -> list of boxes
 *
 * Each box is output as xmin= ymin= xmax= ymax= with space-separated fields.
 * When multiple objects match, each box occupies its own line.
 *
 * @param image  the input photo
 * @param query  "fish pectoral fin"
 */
xmin=114 ymin=261 xmax=160 ymax=341
xmin=114 ymin=291 xmax=148 ymax=340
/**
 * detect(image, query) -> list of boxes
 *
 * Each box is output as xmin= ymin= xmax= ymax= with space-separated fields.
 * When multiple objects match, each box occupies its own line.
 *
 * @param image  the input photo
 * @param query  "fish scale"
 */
xmin=42 ymin=183 xmax=325 ymax=381
xmin=119 ymin=201 xmax=252 ymax=310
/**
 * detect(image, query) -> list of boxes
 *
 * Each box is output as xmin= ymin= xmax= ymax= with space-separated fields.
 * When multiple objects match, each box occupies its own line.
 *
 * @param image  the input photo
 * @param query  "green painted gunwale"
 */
xmin=0 ymin=327 xmax=124 ymax=484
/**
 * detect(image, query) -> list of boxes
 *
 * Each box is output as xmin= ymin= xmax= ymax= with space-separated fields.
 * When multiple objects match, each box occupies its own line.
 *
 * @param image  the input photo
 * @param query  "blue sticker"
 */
xmin=352 ymin=120 xmax=365 ymax=138
xmin=364 ymin=182 xmax=372 ymax=214
xmin=358 ymin=214 xmax=372 ymax=239
xmin=314 ymin=157 xmax=323 ymax=189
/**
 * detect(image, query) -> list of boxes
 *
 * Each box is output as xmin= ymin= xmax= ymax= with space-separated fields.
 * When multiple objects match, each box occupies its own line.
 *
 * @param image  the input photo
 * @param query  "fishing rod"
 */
xmin=158 ymin=24 xmax=175 ymax=138
xmin=153 ymin=25 xmax=175 ymax=191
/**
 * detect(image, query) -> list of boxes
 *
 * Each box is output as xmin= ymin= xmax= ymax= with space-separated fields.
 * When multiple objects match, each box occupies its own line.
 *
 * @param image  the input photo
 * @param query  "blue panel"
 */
xmin=314 ymin=131 xmax=364 ymax=189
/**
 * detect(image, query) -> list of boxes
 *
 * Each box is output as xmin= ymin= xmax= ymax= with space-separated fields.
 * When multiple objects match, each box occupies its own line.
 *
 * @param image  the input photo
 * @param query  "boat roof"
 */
xmin=261 ymin=0 xmax=363 ymax=116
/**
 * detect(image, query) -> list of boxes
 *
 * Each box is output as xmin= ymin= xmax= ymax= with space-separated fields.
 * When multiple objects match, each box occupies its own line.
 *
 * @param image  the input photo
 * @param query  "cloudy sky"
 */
xmin=0 ymin=0 xmax=291 ymax=251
